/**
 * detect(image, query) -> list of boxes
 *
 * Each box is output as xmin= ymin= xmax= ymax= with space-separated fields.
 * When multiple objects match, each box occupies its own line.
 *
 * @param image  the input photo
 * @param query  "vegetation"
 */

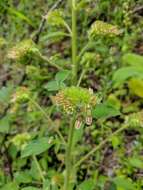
xmin=0 ymin=0 xmax=143 ymax=189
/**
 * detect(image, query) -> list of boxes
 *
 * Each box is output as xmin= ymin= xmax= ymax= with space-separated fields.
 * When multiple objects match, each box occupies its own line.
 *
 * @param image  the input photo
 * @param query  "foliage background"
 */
xmin=0 ymin=0 xmax=143 ymax=189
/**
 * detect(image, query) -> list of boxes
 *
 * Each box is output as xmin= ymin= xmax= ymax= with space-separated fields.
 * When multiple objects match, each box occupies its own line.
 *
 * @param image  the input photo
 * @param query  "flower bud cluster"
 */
xmin=89 ymin=21 xmax=120 ymax=39
xmin=7 ymin=40 xmax=35 ymax=61
xmin=52 ymin=86 xmax=96 ymax=114
xmin=125 ymin=111 xmax=143 ymax=127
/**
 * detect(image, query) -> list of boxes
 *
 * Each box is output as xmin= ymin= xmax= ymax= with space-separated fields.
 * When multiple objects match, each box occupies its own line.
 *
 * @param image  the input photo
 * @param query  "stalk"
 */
xmin=64 ymin=118 xmax=75 ymax=190
xmin=71 ymin=0 xmax=77 ymax=85
xmin=63 ymin=1 xmax=77 ymax=188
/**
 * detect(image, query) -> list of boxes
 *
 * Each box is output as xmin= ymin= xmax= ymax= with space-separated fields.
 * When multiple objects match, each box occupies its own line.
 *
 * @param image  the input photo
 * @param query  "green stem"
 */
xmin=71 ymin=0 xmax=77 ymax=85
xmin=64 ymin=118 xmax=75 ymax=190
xmin=63 ymin=21 xmax=72 ymax=36
xmin=38 ymin=53 xmax=63 ymax=70
xmin=77 ymin=69 xmax=86 ymax=87
xmin=29 ymin=98 xmax=66 ymax=145
xmin=74 ymin=124 xmax=128 ymax=168
xmin=33 ymin=155 xmax=45 ymax=182
xmin=77 ymin=61 xmax=89 ymax=87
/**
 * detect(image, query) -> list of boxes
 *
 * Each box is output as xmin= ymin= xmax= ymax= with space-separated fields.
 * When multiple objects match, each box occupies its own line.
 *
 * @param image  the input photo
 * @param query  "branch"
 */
xmin=34 ymin=0 xmax=64 ymax=43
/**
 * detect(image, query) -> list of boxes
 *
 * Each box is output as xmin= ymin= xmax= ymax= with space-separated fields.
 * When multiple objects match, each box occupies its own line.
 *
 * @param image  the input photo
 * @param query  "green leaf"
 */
xmin=92 ymin=103 xmax=120 ymax=119
xmin=41 ymin=32 xmax=69 ymax=41
xmin=77 ymin=179 xmax=95 ymax=190
xmin=0 ymin=86 xmax=13 ymax=103
xmin=128 ymin=157 xmax=143 ymax=169
xmin=123 ymin=53 xmax=143 ymax=68
xmin=113 ymin=176 xmax=135 ymax=190
xmin=0 ymin=182 xmax=19 ymax=190
xmin=30 ymin=160 xmax=41 ymax=180
xmin=0 ymin=116 xmax=10 ymax=133
xmin=43 ymin=179 xmax=50 ymax=190
xmin=112 ymin=66 xmax=143 ymax=87
xmin=45 ymin=80 xmax=60 ymax=91
xmin=128 ymin=78 xmax=143 ymax=98
xmin=8 ymin=8 xmax=34 ymax=27
xmin=55 ymin=70 xmax=70 ymax=82
xmin=21 ymin=187 xmax=39 ymax=190
xmin=21 ymin=137 xmax=53 ymax=158
xmin=110 ymin=136 xmax=120 ymax=149
xmin=14 ymin=171 xmax=32 ymax=184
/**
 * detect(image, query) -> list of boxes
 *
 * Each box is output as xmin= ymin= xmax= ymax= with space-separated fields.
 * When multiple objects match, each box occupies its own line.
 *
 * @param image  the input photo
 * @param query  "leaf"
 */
xmin=0 ymin=182 xmax=19 ymax=190
xmin=44 ymin=80 xmax=60 ymax=91
xmin=0 ymin=86 xmax=13 ymax=103
xmin=14 ymin=171 xmax=32 ymax=184
xmin=30 ymin=160 xmax=41 ymax=180
xmin=21 ymin=137 xmax=53 ymax=158
xmin=122 ymin=53 xmax=143 ymax=68
xmin=92 ymin=103 xmax=120 ymax=119
xmin=128 ymin=157 xmax=143 ymax=169
xmin=113 ymin=176 xmax=135 ymax=190
xmin=0 ymin=116 xmax=10 ymax=133
xmin=43 ymin=179 xmax=50 ymax=190
xmin=41 ymin=32 xmax=69 ymax=41
xmin=110 ymin=136 xmax=120 ymax=149
xmin=107 ymin=94 xmax=121 ymax=110
xmin=8 ymin=8 xmax=34 ymax=27
xmin=55 ymin=70 xmax=70 ymax=82
xmin=128 ymin=78 xmax=143 ymax=98
xmin=21 ymin=187 xmax=39 ymax=190
xmin=112 ymin=66 xmax=143 ymax=87
xmin=77 ymin=179 xmax=95 ymax=190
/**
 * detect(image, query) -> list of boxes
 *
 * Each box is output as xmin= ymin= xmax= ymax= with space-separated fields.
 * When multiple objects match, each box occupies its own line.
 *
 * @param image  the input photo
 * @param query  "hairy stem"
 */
xmin=71 ymin=0 xmax=77 ymax=85
xmin=64 ymin=118 xmax=75 ymax=190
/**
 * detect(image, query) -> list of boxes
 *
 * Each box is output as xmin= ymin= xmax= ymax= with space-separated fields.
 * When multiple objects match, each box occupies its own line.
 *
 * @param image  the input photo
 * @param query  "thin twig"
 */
xmin=38 ymin=53 xmax=63 ymax=70
xmin=34 ymin=0 xmax=64 ymax=43
xmin=132 ymin=5 xmax=143 ymax=14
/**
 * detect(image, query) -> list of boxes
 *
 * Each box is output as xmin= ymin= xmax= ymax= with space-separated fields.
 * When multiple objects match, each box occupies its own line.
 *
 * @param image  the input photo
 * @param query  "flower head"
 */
xmin=125 ymin=111 xmax=143 ymax=127
xmin=11 ymin=133 xmax=31 ymax=149
xmin=52 ymin=86 xmax=96 ymax=115
xmin=7 ymin=39 xmax=35 ymax=61
xmin=11 ymin=87 xmax=30 ymax=104
xmin=89 ymin=21 xmax=120 ymax=39
xmin=47 ymin=9 xmax=65 ymax=27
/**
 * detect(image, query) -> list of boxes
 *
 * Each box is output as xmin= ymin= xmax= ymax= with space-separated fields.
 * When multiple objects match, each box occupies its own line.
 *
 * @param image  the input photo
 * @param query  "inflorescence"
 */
xmin=125 ymin=111 xmax=143 ymax=128
xmin=7 ymin=39 xmax=35 ymax=61
xmin=52 ymin=87 xmax=97 ymax=126
xmin=89 ymin=21 xmax=120 ymax=39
